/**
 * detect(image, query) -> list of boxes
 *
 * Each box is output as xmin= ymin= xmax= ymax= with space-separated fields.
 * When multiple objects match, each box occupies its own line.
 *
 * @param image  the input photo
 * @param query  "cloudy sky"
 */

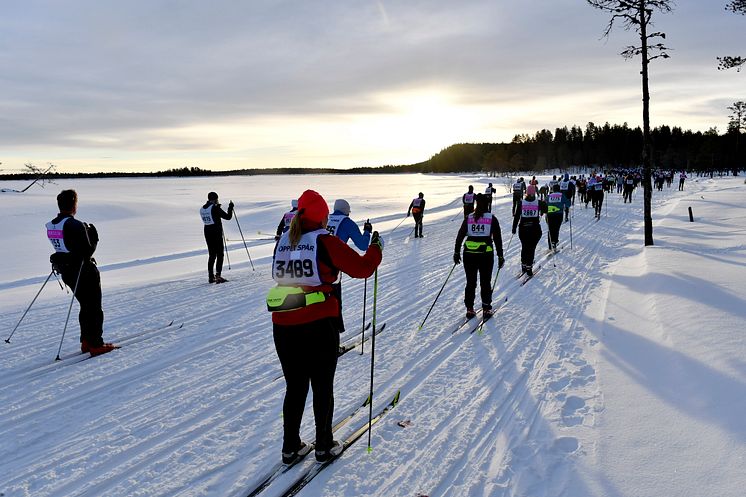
xmin=1 ymin=1 xmax=744 ymax=173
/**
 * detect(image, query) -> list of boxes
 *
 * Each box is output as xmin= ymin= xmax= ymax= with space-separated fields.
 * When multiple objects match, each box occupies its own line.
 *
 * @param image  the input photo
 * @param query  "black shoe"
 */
xmin=466 ymin=308 xmax=476 ymax=319
xmin=282 ymin=442 xmax=312 ymax=465
xmin=215 ymin=275 xmax=228 ymax=283
xmin=315 ymin=440 xmax=343 ymax=462
xmin=209 ymin=275 xmax=215 ymax=284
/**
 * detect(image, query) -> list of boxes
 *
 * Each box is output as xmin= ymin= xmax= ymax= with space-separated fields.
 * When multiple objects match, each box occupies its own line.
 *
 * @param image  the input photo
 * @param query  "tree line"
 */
xmin=421 ymin=122 xmax=745 ymax=175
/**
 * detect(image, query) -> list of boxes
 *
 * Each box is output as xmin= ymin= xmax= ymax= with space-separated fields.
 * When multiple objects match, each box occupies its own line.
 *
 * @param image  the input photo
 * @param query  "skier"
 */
xmin=47 ymin=189 xmax=117 ymax=356
xmin=558 ymin=173 xmax=574 ymax=221
xmin=407 ymin=192 xmax=426 ymax=238
xmin=592 ymin=174 xmax=605 ymax=219
xmin=511 ymin=185 xmax=547 ymax=277
xmin=678 ymin=171 xmax=687 ymax=191
xmin=275 ymin=199 xmax=298 ymax=240
xmin=546 ymin=184 xmax=569 ymax=252
xmin=267 ymin=189 xmax=383 ymax=464
xmin=484 ymin=182 xmax=497 ymax=211
xmin=326 ymin=198 xmax=373 ymax=332
xmin=200 ymin=191 xmax=233 ymax=283
xmin=623 ymin=173 xmax=635 ymax=203
xmin=462 ymin=185 xmax=476 ymax=219
xmin=511 ymin=177 xmax=525 ymax=216
xmin=453 ymin=194 xmax=505 ymax=319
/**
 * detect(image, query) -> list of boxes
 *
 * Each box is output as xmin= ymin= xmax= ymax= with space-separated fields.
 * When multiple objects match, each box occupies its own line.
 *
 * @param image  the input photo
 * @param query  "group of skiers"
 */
xmin=42 ymin=169 xmax=683 ymax=467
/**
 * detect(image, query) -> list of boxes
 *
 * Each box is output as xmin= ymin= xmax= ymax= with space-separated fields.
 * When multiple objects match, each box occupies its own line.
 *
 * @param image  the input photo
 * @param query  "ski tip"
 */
xmin=167 ymin=320 xmax=174 ymax=326
xmin=380 ymin=323 xmax=387 ymax=332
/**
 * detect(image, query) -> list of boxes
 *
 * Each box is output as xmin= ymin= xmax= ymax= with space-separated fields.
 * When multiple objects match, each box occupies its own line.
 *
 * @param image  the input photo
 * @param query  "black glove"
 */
xmin=370 ymin=231 xmax=384 ymax=251
xmin=406 ymin=212 xmax=410 ymax=217
xmin=453 ymin=252 xmax=461 ymax=265
xmin=228 ymin=201 xmax=234 ymax=211
xmin=363 ymin=219 xmax=372 ymax=232
xmin=498 ymin=256 xmax=505 ymax=269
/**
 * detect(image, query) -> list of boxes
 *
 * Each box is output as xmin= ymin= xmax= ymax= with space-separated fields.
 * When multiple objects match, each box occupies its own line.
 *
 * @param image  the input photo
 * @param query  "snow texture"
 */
xmin=1 ymin=173 xmax=744 ymax=497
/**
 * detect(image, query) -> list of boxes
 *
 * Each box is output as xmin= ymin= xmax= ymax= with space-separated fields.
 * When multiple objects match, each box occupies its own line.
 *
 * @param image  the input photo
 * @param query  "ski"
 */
xmin=520 ymin=265 xmax=542 ymax=286
xmin=450 ymin=312 xmax=481 ymax=334
xmin=244 ymin=394 xmax=373 ymax=497
xmin=278 ymin=390 xmax=402 ymax=497
xmin=338 ymin=323 xmax=386 ymax=356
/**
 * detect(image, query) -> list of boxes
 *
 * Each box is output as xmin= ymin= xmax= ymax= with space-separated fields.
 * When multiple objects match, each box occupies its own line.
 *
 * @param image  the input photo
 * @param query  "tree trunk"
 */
xmin=639 ymin=0 xmax=654 ymax=246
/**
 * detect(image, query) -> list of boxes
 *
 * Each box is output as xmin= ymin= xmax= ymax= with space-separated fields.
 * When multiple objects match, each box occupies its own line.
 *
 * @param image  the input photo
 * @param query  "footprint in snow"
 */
xmin=553 ymin=437 xmax=579 ymax=454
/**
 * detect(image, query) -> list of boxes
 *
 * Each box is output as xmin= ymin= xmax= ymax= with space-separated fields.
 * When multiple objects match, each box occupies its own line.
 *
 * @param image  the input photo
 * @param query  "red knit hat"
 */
xmin=526 ymin=185 xmax=536 ymax=196
xmin=297 ymin=190 xmax=329 ymax=224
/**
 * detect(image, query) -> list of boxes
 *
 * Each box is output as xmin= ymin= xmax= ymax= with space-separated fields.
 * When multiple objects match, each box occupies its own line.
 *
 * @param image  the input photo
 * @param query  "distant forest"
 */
xmin=1 ymin=122 xmax=743 ymax=180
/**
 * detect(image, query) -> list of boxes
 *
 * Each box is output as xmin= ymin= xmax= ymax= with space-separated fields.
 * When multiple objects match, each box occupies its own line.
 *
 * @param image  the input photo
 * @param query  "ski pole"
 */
xmin=417 ymin=263 xmax=457 ymax=331
xmin=5 ymin=270 xmax=55 ymax=343
xmin=55 ymin=261 xmax=84 ymax=361
xmin=367 ymin=268 xmax=379 ymax=452
xmin=233 ymin=208 xmax=255 ymax=271
xmin=569 ymin=210 xmax=573 ymax=251
xmin=491 ymin=232 xmax=514 ymax=292
xmin=222 ymin=230 xmax=231 ymax=270
xmin=360 ymin=278 xmax=367 ymax=355
xmin=388 ymin=216 xmax=408 ymax=237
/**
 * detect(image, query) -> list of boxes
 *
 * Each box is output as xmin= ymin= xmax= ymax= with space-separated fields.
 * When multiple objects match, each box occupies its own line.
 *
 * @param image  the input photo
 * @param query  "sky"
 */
xmin=0 ymin=0 xmax=744 ymax=173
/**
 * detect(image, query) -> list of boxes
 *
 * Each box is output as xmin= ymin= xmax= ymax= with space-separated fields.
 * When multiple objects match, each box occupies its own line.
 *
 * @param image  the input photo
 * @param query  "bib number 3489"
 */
xmin=275 ymin=259 xmax=314 ymax=279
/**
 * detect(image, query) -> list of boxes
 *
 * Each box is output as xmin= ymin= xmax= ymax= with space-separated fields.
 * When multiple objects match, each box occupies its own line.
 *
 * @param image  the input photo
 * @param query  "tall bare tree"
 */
xmin=587 ymin=0 xmax=672 ymax=246
xmin=718 ymin=1 xmax=745 ymax=71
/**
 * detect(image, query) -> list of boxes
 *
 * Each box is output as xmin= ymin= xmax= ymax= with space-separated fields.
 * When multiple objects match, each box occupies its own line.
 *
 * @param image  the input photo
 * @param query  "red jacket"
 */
xmin=271 ymin=233 xmax=382 ymax=326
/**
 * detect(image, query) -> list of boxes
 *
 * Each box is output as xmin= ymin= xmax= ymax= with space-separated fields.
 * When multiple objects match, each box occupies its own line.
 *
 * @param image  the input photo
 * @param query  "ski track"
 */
xmin=0 ymin=180 xmax=713 ymax=497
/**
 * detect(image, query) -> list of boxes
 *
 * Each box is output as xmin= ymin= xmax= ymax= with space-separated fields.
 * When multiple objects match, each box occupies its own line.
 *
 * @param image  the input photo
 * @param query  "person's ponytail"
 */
xmin=288 ymin=209 xmax=304 ymax=248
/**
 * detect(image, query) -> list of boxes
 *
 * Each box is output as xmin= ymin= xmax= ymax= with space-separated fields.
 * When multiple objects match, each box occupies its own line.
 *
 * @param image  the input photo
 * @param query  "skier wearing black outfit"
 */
xmin=546 ymin=184 xmax=569 ymax=251
xmin=512 ymin=185 xmax=547 ymax=276
xmin=454 ymin=194 xmax=505 ymax=319
xmin=511 ymin=177 xmax=526 ymax=216
xmin=462 ymin=185 xmax=476 ymax=219
xmin=407 ymin=192 xmax=426 ymax=238
xmin=200 ymin=191 xmax=233 ymax=283
xmin=47 ymin=189 xmax=117 ymax=356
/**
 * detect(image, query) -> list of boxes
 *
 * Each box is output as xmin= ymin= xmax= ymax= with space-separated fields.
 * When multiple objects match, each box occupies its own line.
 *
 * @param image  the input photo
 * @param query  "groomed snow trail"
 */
xmin=1 ymin=175 xmax=740 ymax=497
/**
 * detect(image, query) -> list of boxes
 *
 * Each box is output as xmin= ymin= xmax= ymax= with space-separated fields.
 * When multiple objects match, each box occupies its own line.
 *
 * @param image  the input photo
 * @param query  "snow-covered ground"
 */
xmin=1 ymin=173 xmax=744 ymax=497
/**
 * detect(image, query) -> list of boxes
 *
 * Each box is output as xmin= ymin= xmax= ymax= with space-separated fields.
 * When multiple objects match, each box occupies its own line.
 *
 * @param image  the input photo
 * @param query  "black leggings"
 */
xmin=519 ymin=226 xmax=542 ymax=267
xmin=274 ymin=318 xmax=340 ymax=453
xmin=205 ymin=233 xmax=224 ymax=276
xmin=463 ymin=252 xmax=494 ymax=310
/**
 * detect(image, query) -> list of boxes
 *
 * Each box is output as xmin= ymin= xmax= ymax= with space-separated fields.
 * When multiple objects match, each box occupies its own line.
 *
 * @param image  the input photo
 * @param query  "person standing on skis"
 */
xmin=267 ymin=189 xmax=383 ymax=465
xmin=275 ymin=199 xmax=298 ymax=240
xmin=454 ymin=194 xmax=505 ymax=319
xmin=462 ymin=185 xmax=476 ymax=219
xmin=512 ymin=185 xmax=547 ymax=277
xmin=511 ymin=177 xmax=526 ymax=216
xmin=484 ymin=182 xmax=497 ymax=211
xmin=200 ymin=191 xmax=233 ymax=283
xmin=407 ymin=192 xmax=426 ymax=238
xmin=47 ymin=189 xmax=117 ymax=356
xmin=326 ymin=198 xmax=373 ymax=332
xmin=546 ymin=184 xmax=569 ymax=252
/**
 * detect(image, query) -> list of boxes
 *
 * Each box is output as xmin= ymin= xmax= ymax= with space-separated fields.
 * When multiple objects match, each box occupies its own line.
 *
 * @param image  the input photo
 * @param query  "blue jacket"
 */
xmin=332 ymin=210 xmax=371 ymax=250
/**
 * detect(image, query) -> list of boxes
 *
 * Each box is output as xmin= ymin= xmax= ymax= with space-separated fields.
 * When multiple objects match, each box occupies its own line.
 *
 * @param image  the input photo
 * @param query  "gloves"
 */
xmin=370 ymin=231 xmax=384 ymax=251
xmin=453 ymin=252 xmax=461 ymax=265
xmin=363 ymin=219 xmax=372 ymax=233
xmin=228 ymin=201 xmax=235 ymax=211
xmin=406 ymin=212 xmax=411 ymax=217
xmin=498 ymin=256 xmax=505 ymax=269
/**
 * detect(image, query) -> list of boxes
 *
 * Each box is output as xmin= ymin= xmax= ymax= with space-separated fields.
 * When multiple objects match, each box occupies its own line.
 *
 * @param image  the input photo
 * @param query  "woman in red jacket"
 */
xmin=267 ymin=189 xmax=383 ymax=464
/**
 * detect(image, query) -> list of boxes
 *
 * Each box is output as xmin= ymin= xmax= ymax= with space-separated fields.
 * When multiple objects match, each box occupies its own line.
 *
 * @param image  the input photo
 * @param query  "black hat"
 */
xmin=208 ymin=192 xmax=218 ymax=201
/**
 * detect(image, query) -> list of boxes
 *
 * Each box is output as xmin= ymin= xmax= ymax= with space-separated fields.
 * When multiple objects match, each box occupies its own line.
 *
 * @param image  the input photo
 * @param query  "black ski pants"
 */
xmin=331 ymin=281 xmax=345 ymax=332
xmin=623 ymin=188 xmax=633 ymax=203
xmin=60 ymin=261 xmax=105 ymax=347
xmin=547 ymin=215 xmax=562 ymax=248
xmin=413 ymin=212 xmax=424 ymax=237
xmin=518 ymin=225 xmax=542 ymax=268
xmin=512 ymin=193 xmax=522 ymax=216
xmin=205 ymin=231 xmax=224 ymax=277
xmin=462 ymin=252 xmax=494 ymax=310
xmin=595 ymin=191 xmax=604 ymax=217
xmin=274 ymin=317 xmax=339 ymax=454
